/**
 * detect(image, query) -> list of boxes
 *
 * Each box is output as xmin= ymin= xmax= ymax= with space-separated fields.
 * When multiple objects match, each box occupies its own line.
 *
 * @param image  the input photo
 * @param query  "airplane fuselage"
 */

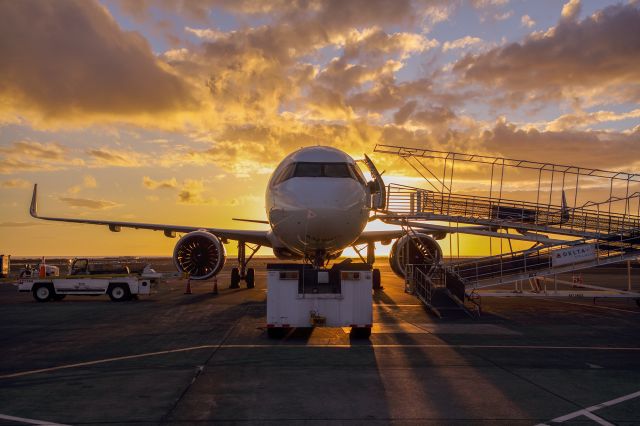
xmin=265 ymin=146 xmax=370 ymax=261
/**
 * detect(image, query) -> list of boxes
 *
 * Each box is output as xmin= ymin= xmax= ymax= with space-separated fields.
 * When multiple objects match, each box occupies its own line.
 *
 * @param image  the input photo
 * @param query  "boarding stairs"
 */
xmin=402 ymin=226 xmax=472 ymax=317
xmin=384 ymin=184 xmax=640 ymax=240
xmin=376 ymin=144 xmax=640 ymax=313
xmin=404 ymin=231 xmax=640 ymax=315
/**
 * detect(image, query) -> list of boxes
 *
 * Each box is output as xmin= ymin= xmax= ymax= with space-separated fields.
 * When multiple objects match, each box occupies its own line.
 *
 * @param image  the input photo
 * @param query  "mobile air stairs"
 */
xmin=374 ymin=144 xmax=640 ymax=316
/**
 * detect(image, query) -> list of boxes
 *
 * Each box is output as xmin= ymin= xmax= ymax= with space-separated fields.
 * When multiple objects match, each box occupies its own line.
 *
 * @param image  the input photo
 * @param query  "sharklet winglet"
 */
xmin=30 ymin=184 xmax=38 ymax=218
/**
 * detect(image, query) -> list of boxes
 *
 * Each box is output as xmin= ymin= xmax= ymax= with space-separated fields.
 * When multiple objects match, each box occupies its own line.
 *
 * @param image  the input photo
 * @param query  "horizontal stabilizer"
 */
xmin=232 ymin=218 xmax=270 ymax=224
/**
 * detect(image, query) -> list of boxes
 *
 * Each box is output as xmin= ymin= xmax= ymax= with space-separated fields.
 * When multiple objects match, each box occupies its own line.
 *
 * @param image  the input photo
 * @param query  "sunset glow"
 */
xmin=1 ymin=0 xmax=639 ymax=256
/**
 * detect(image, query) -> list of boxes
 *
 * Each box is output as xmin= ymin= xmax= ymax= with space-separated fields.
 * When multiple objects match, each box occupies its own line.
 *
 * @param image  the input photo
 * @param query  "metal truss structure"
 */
xmin=373 ymin=144 xmax=640 ymax=315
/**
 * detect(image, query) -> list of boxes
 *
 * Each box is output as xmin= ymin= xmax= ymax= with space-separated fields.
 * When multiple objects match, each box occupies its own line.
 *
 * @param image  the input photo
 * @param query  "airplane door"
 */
xmin=363 ymin=154 xmax=386 ymax=210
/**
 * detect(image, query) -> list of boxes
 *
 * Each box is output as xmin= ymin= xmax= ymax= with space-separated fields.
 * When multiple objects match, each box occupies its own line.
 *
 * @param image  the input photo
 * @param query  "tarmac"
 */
xmin=1 ymin=259 xmax=640 ymax=425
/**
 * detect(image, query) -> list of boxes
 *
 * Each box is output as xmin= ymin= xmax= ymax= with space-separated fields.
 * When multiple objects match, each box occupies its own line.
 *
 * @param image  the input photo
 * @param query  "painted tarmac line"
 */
xmin=548 ymin=299 xmax=640 ymax=314
xmin=218 ymin=344 xmax=640 ymax=350
xmin=537 ymin=389 xmax=640 ymax=425
xmin=0 ymin=413 xmax=68 ymax=426
xmin=3 ymin=343 xmax=640 ymax=380
xmin=0 ymin=345 xmax=216 ymax=379
xmin=373 ymin=303 xmax=423 ymax=307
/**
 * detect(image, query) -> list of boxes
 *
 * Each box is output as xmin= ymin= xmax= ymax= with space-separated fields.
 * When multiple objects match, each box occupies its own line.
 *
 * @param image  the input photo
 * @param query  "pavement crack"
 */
xmin=159 ymin=311 xmax=244 ymax=424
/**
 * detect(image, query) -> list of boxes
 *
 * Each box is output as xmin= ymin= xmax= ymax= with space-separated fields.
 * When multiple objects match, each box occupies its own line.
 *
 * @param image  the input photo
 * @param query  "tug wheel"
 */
xmin=33 ymin=284 xmax=53 ymax=302
xmin=372 ymin=269 xmax=381 ymax=290
xmin=108 ymin=284 xmax=130 ymax=302
xmin=350 ymin=327 xmax=372 ymax=339
xmin=267 ymin=328 xmax=286 ymax=339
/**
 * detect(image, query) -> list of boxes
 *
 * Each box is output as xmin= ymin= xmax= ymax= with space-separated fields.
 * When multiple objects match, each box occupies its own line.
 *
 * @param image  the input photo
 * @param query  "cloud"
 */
xmin=561 ymin=0 xmax=581 ymax=21
xmin=341 ymin=28 xmax=437 ymax=62
xmin=0 ymin=0 xmax=196 ymax=126
xmin=443 ymin=36 xmax=483 ymax=52
xmin=140 ymin=175 xmax=212 ymax=204
xmin=87 ymin=148 xmax=145 ymax=167
xmin=545 ymin=109 xmax=640 ymax=131
xmin=521 ymin=15 xmax=535 ymax=28
xmin=142 ymin=176 xmax=178 ymax=190
xmin=0 ymin=178 xmax=30 ymax=189
xmin=0 ymin=141 xmax=84 ymax=174
xmin=0 ymin=141 xmax=66 ymax=160
xmin=185 ymin=26 xmax=226 ymax=41
xmin=177 ymin=179 xmax=212 ymax=205
xmin=478 ymin=119 xmax=640 ymax=172
xmin=493 ymin=10 xmax=513 ymax=21
xmin=0 ymin=221 xmax=47 ymax=227
xmin=470 ymin=0 xmax=510 ymax=7
xmin=59 ymin=197 xmax=120 ymax=210
xmin=68 ymin=175 xmax=97 ymax=194
xmin=453 ymin=3 xmax=640 ymax=107
xmin=394 ymin=101 xmax=418 ymax=125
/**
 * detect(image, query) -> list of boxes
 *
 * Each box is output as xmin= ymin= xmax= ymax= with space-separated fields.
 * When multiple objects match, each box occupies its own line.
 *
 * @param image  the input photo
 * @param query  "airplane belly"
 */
xmin=271 ymin=208 xmax=367 ymax=255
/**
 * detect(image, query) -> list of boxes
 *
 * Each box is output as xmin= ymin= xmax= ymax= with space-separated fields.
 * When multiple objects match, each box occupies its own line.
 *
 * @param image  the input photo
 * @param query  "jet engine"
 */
xmin=173 ymin=231 xmax=226 ymax=280
xmin=389 ymin=233 xmax=442 ymax=278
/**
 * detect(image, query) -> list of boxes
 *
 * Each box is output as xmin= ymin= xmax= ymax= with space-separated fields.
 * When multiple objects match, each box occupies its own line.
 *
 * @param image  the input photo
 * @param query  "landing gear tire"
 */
xmin=230 ymin=268 xmax=241 ymax=289
xmin=372 ymin=269 xmax=381 ymax=290
xmin=108 ymin=284 xmax=130 ymax=302
xmin=267 ymin=328 xmax=286 ymax=339
xmin=350 ymin=327 xmax=372 ymax=339
xmin=246 ymin=268 xmax=255 ymax=289
xmin=33 ymin=284 xmax=53 ymax=302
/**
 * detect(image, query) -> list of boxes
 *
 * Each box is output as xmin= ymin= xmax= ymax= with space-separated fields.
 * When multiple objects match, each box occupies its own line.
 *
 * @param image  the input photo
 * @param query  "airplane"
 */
xmin=29 ymin=146 xmax=442 ymax=288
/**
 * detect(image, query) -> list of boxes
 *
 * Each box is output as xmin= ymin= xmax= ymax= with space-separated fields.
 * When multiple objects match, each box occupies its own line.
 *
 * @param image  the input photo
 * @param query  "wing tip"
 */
xmin=30 ymin=184 xmax=38 ymax=218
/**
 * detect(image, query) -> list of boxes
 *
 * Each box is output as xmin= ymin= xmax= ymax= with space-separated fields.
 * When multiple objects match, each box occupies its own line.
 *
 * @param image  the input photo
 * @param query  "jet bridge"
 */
xmin=373 ymin=144 xmax=640 ymax=314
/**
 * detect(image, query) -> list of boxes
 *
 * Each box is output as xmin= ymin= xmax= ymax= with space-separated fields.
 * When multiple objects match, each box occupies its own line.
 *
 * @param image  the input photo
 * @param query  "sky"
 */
xmin=1 ymin=0 xmax=639 ymax=257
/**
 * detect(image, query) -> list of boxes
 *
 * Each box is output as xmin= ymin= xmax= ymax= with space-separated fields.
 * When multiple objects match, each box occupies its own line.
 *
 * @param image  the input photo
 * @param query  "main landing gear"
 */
xmin=230 ymin=241 xmax=261 ymax=289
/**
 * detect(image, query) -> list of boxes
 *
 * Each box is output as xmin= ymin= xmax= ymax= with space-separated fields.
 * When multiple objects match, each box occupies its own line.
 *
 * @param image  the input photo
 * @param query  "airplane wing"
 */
xmin=354 ymin=230 xmax=405 ymax=244
xmin=29 ymin=184 xmax=272 ymax=246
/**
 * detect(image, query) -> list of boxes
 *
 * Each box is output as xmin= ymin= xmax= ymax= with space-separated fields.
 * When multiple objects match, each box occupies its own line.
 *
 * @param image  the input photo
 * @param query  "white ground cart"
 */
xmin=266 ymin=262 xmax=373 ymax=338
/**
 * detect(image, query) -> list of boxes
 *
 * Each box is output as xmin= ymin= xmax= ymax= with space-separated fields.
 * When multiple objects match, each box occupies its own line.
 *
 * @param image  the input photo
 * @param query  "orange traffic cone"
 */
xmin=39 ymin=257 xmax=46 ymax=278
xmin=184 ymin=277 xmax=192 ymax=294
xmin=212 ymin=276 xmax=219 ymax=295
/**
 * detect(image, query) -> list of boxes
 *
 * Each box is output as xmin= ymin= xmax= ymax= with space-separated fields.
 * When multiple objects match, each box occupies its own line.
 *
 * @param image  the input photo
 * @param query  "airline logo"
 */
xmin=552 ymin=244 xmax=596 ymax=267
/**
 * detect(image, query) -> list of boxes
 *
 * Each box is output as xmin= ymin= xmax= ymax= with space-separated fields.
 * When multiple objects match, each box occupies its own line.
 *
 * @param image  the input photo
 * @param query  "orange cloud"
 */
xmin=0 ymin=141 xmax=84 ymax=174
xmin=142 ymin=176 xmax=179 ymax=190
xmin=58 ymin=197 xmax=121 ymax=210
xmin=0 ymin=178 xmax=30 ymax=189
xmin=0 ymin=0 xmax=197 ymax=126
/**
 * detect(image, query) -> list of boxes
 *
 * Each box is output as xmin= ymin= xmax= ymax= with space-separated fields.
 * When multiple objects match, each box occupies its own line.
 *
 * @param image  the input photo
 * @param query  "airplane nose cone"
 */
xmin=269 ymin=179 xmax=369 ymax=254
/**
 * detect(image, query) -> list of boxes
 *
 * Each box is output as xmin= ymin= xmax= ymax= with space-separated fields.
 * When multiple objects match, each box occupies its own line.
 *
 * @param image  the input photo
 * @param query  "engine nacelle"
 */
xmin=173 ymin=231 xmax=226 ymax=280
xmin=389 ymin=233 xmax=442 ymax=278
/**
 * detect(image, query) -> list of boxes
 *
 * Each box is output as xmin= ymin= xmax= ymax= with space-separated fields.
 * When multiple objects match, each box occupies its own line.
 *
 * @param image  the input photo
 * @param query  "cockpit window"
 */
xmin=272 ymin=163 xmax=296 ymax=186
xmin=272 ymin=162 xmax=363 ymax=186
xmin=295 ymin=162 xmax=323 ymax=177
xmin=323 ymin=163 xmax=351 ymax=178
xmin=349 ymin=164 xmax=367 ymax=185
